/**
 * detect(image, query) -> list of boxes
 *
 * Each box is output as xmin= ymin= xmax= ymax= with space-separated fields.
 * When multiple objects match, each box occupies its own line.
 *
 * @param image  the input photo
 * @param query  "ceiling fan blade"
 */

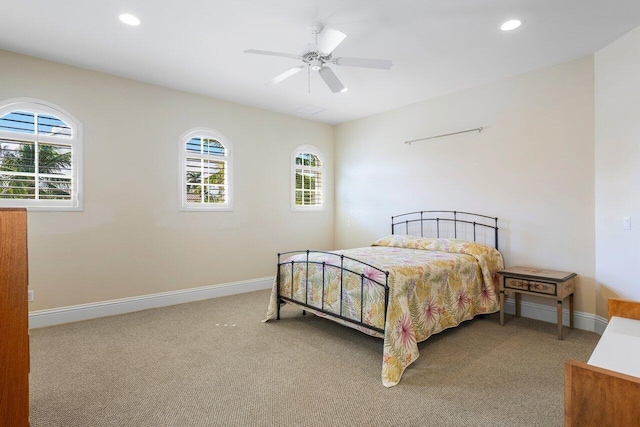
xmin=266 ymin=66 xmax=305 ymax=86
xmin=333 ymin=57 xmax=393 ymax=70
xmin=244 ymin=49 xmax=300 ymax=60
xmin=317 ymin=29 xmax=347 ymax=55
xmin=318 ymin=67 xmax=347 ymax=93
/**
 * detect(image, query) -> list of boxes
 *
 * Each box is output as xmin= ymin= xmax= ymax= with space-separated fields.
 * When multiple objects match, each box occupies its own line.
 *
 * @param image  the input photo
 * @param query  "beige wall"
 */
xmin=334 ymin=56 xmax=596 ymax=315
xmin=0 ymin=49 xmax=334 ymax=311
xmin=594 ymin=26 xmax=640 ymax=317
xmin=7 ymin=41 xmax=630 ymax=321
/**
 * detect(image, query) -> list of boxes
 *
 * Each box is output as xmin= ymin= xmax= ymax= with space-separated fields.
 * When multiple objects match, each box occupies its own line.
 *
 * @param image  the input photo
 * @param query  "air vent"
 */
xmin=293 ymin=105 xmax=326 ymax=115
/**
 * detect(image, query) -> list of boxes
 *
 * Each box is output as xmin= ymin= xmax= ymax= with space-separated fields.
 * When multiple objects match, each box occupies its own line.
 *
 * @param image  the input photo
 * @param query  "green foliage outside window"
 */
xmin=295 ymin=152 xmax=322 ymax=206
xmin=185 ymin=162 xmax=226 ymax=203
xmin=0 ymin=142 xmax=72 ymax=200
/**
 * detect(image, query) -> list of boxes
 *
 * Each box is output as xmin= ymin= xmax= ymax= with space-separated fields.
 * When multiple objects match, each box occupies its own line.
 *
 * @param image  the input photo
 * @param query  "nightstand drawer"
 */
xmin=504 ymin=278 xmax=556 ymax=296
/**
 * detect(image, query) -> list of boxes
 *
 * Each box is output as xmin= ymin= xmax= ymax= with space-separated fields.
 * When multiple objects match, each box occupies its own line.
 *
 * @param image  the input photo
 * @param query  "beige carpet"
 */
xmin=29 ymin=289 xmax=599 ymax=426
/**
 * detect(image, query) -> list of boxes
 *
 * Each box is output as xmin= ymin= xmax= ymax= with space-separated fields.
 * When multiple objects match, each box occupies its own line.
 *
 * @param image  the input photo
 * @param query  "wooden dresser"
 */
xmin=0 ymin=208 xmax=30 ymax=426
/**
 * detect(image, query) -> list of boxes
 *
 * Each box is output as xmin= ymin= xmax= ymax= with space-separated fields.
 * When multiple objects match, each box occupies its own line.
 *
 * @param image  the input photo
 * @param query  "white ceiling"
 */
xmin=1 ymin=1 xmax=640 ymax=124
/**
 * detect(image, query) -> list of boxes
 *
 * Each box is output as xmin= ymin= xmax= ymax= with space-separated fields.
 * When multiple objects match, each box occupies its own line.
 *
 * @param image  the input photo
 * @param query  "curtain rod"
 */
xmin=404 ymin=127 xmax=485 ymax=145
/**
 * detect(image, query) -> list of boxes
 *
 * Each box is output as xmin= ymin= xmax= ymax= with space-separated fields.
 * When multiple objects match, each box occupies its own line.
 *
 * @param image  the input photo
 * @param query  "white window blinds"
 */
xmin=180 ymin=129 xmax=232 ymax=211
xmin=0 ymin=101 xmax=81 ymax=210
xmin=291 ymin=145 xmax=324 ymax=211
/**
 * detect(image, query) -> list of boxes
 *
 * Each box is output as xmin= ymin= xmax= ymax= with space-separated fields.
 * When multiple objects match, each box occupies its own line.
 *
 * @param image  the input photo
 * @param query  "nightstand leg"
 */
xmin=569 ymin=294 xmax=574 ymax=329
xmin=557 ymin=300 xmax=563 ymax=340
xmin=515 ymin=293 xmax=521 ymax=318
xmin=500 ymin=291 xmax=505 ymax=326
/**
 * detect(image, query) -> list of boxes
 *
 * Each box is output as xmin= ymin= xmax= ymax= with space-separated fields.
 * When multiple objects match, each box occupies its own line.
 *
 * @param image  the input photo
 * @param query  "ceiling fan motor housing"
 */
xmin=300 ymin=45 xmax=331 ymax=71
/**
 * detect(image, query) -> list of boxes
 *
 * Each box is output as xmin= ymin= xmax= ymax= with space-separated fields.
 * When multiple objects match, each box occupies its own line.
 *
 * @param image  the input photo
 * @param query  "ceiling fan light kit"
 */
xmin=244 ymin=23 xmax=392 ymax=93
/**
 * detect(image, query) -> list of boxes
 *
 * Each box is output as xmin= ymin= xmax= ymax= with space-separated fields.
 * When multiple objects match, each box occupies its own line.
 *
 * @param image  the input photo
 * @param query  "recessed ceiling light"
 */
xmin=119 ymin=13 xmax=141 ymax=26
xmin=500 ymin=19 xmax=522 ymax=31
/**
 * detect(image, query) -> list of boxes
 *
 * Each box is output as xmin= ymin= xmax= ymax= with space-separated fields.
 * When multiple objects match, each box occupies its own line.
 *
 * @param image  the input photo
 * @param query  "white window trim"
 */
xmin=291 ymin=144 xmax=325 ymax=212
xmin=179 ymin=128 xmax=233 ymax=212
xmin=0 ymin=98 xmax=83 ymax=211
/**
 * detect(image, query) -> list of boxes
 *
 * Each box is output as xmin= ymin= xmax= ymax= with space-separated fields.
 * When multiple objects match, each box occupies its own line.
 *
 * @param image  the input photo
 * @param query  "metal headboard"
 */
xmin=391 ymin=210 xmax=499 ymax=250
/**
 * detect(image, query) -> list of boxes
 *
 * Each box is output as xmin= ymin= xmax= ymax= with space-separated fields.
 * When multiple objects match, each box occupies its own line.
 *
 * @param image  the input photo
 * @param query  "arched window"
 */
xmin=291 ymin=145 xmax=324 ymax=211
xmin=180 ymin=128 xmax=233 ymax=211
xmin=0 ymin=99 xmax=82 ymax=210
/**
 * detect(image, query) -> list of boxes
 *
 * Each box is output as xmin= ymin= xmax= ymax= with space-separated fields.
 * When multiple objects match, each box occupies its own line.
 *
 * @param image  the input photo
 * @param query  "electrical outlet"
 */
xmin=624 ymin=216 xmax=631 ymax=230
xmin=27 ymin=290 xmax=34 ymax=302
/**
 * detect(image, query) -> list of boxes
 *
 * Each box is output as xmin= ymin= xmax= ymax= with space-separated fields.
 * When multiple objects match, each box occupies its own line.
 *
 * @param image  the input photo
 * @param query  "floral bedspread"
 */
xmin=264 ymin=235 xmax=504 ymax=387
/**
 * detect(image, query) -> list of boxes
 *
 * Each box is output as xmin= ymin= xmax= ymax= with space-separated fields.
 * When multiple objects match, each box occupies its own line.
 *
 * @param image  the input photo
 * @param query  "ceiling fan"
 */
xmin=244 ymin=23 xmax=393 ymax=93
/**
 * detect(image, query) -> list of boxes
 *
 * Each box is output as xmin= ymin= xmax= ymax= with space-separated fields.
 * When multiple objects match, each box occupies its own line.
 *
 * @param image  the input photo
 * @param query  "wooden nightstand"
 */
xmin=498 ymin=266 xmax=576 ymax=340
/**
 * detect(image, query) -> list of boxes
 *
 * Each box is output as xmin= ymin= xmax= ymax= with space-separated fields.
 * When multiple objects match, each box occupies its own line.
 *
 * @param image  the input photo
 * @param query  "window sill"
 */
xmin=0 ymin=202 xmax=83 ymax=212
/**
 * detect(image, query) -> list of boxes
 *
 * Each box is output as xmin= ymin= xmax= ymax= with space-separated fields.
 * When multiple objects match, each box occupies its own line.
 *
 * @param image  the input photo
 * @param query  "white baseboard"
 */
xmin=503 ymin=299 xmax=608 ymax=335
xmin=30 ymin=279 xmax=608 ymax=335
xmin=29 ymin=276 xmax=274 ymax=329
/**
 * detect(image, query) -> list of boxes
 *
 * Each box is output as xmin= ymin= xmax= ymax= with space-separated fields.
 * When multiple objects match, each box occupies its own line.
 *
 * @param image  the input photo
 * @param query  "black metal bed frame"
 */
xmin=276 ymin=250 xmax=390 ymax=334
xmin=391 ymin=210 xmax=499 ymax=250
xmin=276 ymin=210 xmax=499 ymax=335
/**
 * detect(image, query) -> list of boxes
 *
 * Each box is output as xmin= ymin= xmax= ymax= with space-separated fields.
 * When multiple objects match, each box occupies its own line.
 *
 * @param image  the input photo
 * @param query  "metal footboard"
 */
xmin=276 ymin=250 xmax=390 ymax=334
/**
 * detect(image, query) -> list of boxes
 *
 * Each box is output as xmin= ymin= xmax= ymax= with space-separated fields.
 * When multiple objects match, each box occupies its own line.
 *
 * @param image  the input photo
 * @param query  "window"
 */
xmin=291 ymin=145 xmax=324 ymax=211
xmin=0 ymin=99 xmax=82 ymax=210
xmin=180 ymin=128 xmax=232 ymax=211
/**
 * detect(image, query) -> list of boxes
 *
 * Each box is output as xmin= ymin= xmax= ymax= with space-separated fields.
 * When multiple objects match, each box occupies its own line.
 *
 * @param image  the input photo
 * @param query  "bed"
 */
xmin=264 ymin=211 xmax=504 ymax=387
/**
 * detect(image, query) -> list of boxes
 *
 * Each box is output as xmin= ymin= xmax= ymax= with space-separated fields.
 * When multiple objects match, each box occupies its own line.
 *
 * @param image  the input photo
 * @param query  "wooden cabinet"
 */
xmin=0 ymin=208 xmax=30 ymax=426
xmin=564 ymin=299 xmax=640 ymax=427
